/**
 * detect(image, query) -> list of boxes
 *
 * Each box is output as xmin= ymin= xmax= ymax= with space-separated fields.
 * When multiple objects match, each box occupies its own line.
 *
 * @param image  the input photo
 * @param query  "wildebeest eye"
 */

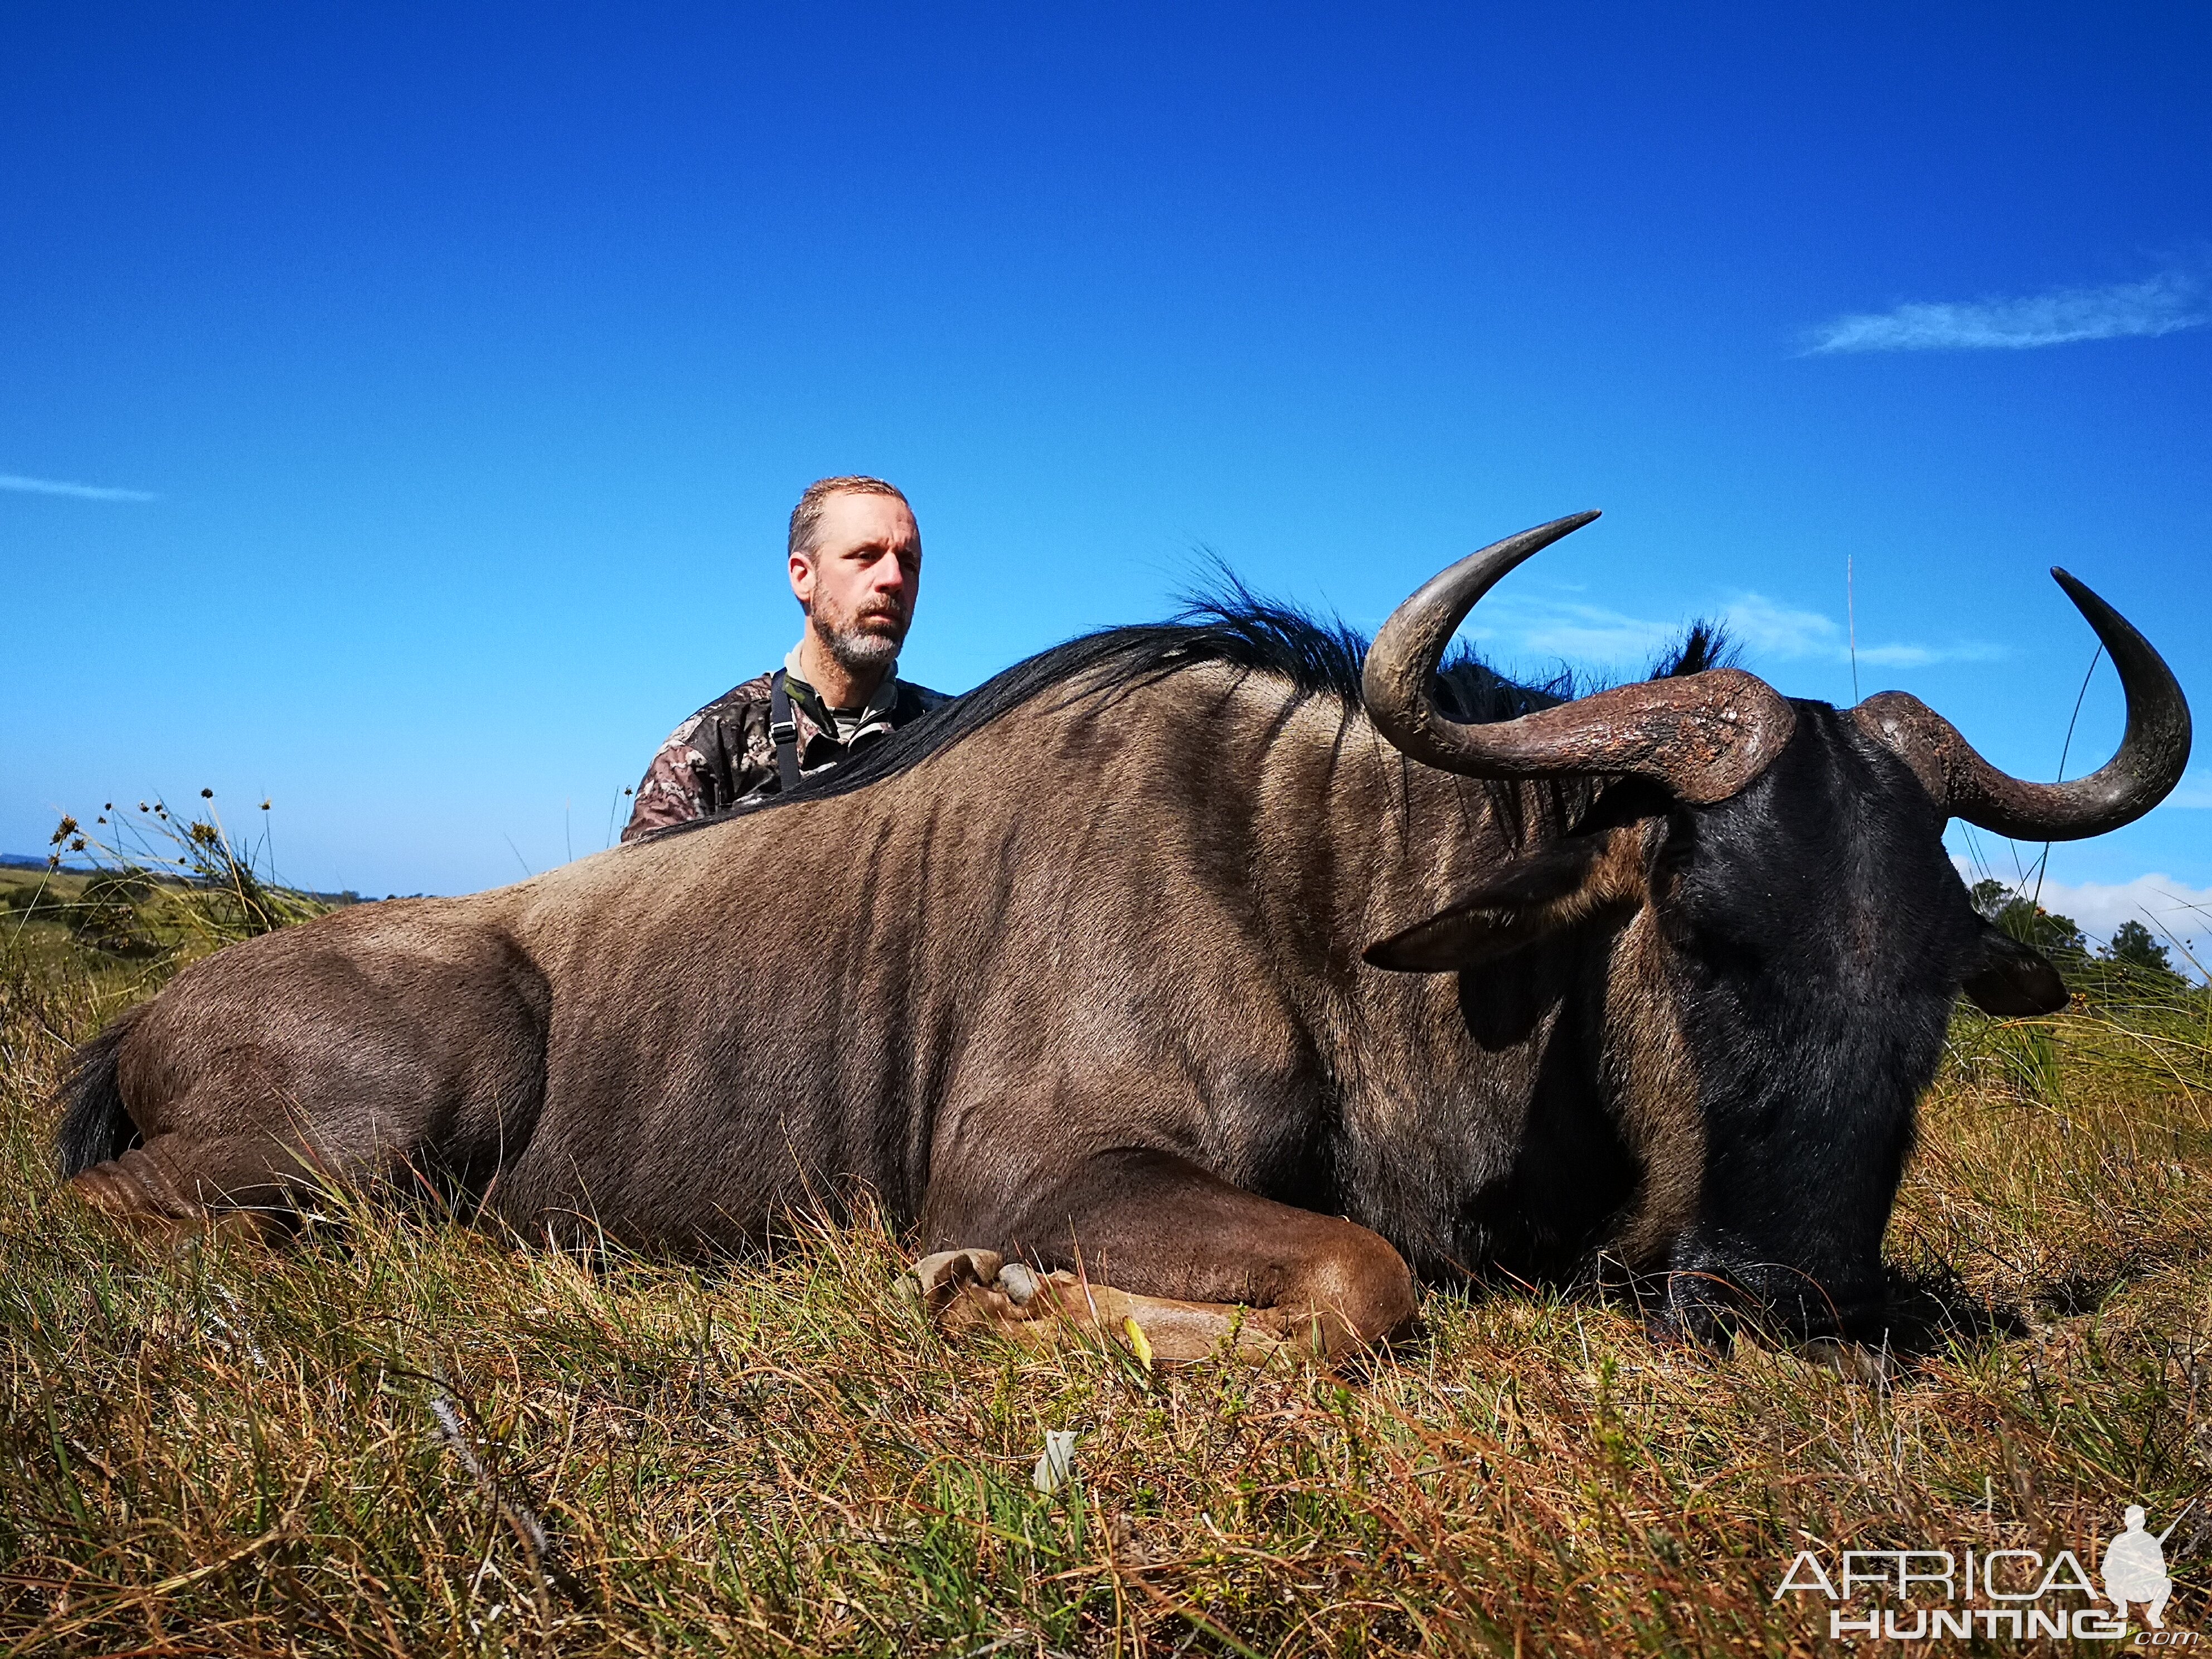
xmin=1961 ymin=924 xmax=2068 ymax=1016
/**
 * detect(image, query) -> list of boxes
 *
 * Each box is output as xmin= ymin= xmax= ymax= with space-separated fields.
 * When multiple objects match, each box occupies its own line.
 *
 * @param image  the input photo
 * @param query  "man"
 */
xmin=622 ymin=476 xmax=948 ymax=842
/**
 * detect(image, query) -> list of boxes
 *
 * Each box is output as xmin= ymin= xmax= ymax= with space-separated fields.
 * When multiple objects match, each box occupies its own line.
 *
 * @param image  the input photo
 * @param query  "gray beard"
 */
xmin=813 ymin=610 xmax=903 ymax=675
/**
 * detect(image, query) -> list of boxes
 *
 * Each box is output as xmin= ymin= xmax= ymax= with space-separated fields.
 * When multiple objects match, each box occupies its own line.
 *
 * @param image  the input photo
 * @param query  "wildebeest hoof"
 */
xmin=909 ymin=1250 xmax=1308 ymax=1364
xmin=909 ymin=1248 xmax=1009 ymax=1311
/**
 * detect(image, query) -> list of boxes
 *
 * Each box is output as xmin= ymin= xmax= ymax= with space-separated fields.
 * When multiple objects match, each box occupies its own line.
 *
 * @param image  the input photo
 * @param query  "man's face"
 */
xmin=790 ymin=492 xmax=922 ymax=675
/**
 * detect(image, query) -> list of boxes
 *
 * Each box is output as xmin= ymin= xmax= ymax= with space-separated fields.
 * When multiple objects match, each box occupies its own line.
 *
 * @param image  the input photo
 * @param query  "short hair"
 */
xmin=787 ymin=476 xmax=912 ymax=561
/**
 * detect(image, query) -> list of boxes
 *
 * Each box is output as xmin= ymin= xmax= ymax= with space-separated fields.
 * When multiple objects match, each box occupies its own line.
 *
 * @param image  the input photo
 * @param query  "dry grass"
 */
xmin=3 ymin=912 xmax=2209 ymax=1655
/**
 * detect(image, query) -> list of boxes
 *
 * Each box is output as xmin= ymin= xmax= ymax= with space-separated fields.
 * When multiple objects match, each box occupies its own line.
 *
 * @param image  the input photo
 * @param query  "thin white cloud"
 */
xmin=1855 ymin=640 xmax=2007 ymax=668
xmin=1468 ymin=596 xmax=1680 ymax=664
xmin=2169 ymin=768 xmax=2212 ymax=809
xmin=1804 ymin=271 xmax=2208 ymax=354
xmin=1467 ymin=589 xmax=1998 ymax=673
xmin=0 ymin=472 xmax=156 ymax=502
xmin=1714 ymin=593 xmax=1839 ymax=658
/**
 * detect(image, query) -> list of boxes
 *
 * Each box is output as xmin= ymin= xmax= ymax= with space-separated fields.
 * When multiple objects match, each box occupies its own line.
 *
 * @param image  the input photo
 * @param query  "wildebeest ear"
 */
xmin=1363 ymin=832 xmax=1644 ymax=973
xmin=1962 ymin=924 xmax=2069 ymax=1016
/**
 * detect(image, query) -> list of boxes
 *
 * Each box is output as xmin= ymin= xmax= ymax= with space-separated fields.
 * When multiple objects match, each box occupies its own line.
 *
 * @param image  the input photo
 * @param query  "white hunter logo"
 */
xmin=2108 ymin=1506 xmax=2180 ymax=1631
xmin=1774 ymin=1502 xmax=2192 ymax=1643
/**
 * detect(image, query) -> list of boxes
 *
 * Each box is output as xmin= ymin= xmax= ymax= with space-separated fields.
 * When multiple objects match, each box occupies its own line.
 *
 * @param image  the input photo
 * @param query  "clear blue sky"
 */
xmin=4 ymin=6 xmax=2206 ymax=944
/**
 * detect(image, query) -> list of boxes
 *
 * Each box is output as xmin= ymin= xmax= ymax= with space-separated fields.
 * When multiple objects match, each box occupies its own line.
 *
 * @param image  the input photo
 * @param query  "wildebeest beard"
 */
xmin=54 ymin=515 xmax=2187 ymax=1359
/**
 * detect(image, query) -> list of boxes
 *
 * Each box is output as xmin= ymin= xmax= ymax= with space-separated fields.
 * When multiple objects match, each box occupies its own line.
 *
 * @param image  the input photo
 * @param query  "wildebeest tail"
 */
xmin=54 ymin=1007 xmax=144 ymax=1177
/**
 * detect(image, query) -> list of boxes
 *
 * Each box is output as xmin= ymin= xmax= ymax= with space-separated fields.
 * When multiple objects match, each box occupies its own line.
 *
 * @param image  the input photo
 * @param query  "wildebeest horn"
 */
xmin=1363 ymin=513 xmax=1799 ymax=803
xmin=1852 ymin=569 xmax=2192 ymax=840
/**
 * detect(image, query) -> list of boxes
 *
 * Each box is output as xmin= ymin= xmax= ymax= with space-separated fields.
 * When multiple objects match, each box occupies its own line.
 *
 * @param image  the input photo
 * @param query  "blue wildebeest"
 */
xmin=56 ymin=515 xmax=2192 ymax=1357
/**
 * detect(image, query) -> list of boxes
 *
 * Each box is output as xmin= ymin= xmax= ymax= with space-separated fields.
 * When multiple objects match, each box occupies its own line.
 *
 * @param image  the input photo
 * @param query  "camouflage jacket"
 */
xmin=622 ymin=655 xmax=948 ymax=842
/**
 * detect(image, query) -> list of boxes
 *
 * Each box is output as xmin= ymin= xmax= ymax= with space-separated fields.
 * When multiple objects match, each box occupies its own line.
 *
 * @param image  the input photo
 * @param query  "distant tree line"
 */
xmin=1968 ymin=877 xmax=2182 ymax=981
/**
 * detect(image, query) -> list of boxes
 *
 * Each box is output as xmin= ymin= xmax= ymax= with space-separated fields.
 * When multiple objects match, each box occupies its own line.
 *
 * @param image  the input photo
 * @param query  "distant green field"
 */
xmin=0 ymin=833 xmax=351 ymax=970
xmin=3 ymin=880 xmax=2209 ymax=1653
xmin=0 ymin=861 xmax=94 ymax=907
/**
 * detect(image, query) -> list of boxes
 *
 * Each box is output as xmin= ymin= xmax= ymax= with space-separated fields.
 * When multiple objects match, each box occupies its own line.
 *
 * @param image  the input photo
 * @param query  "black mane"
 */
xmin=644 ymin=592 xmax=1727 ymax=840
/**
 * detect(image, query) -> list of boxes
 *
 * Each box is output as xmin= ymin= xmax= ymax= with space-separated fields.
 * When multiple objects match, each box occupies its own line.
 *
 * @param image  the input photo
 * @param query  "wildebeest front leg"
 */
xmin=924 ymin=1148 xmax=1418 ymax=1359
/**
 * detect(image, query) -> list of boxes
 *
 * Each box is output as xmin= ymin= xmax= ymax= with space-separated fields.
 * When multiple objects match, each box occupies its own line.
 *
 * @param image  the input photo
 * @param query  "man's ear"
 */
xmin=1962 ymin=923 xmax=2069 ymax=1016
xmin=1364 ymin=830 xmax=1646 ymax=973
